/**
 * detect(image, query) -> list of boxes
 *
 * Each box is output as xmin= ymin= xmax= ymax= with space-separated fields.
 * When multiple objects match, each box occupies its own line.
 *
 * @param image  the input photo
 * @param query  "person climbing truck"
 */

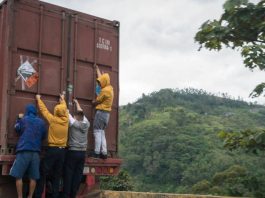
xmin=63 ymin=99 xmax=90 ymax=198
xmin=92 ymin=65 xmax=114 ymax=159
xmin=10 ymin=104 xmax=46 ymax=198
xmin=35 ymin=94 xmax=69 ymax=198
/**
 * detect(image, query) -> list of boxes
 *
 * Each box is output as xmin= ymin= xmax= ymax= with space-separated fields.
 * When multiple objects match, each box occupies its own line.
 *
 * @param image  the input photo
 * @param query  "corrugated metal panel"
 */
xmin=0 ymin=0 xmax=119 ymax=155
xmin=0 ymin=0 xmax=13 ymax=152
xmin=0 ymin=2 xmax=4 ymax=126
xmin=0 ymin=1 xmax=5 ymax=146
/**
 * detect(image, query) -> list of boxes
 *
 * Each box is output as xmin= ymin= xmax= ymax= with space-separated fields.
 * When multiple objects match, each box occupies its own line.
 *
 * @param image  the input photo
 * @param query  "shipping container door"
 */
xmin=70 ymin=15 xmax=119 ymax=154
xmin=7 ymin=0 xmax=68 ymax=146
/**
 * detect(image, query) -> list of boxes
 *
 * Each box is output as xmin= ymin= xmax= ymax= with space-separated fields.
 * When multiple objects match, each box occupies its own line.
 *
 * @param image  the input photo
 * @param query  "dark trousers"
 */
xmin=34 ymin=147 xmax=66 ymax=198
xmin=62 ymin=150 xmax=86 ymax=198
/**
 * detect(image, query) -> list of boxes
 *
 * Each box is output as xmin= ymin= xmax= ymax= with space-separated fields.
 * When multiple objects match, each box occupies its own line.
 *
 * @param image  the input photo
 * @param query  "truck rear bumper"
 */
xmin=0 ymin=154 xmax=122 ymax=176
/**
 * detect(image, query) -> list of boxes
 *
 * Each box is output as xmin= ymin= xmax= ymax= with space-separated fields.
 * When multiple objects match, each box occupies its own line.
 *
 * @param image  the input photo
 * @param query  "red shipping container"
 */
xmin=0 ymin=0 xmax=120 ymax=165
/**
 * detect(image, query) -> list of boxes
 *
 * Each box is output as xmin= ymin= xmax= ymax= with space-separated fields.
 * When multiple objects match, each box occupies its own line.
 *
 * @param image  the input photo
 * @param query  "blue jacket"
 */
xmin=15 ymin=104 xmax=47 ymax=153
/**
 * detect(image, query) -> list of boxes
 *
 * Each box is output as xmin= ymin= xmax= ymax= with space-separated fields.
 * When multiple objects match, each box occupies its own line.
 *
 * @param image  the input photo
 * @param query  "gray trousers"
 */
xmin=93 ymin=110 xmax=110 ymax=155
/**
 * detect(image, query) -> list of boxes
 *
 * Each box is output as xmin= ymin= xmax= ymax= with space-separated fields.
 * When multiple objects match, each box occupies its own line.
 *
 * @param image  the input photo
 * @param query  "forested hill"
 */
xmin=119 ymin=88 xmax=265 ymax=197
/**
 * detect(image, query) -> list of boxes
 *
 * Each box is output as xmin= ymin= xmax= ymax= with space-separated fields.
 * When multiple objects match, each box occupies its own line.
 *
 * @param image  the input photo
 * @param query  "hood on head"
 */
xmin=97 ymin=73 xmax=110 ymax=88
xmin=25 ymin=104 xmax=37 ymax=116
xmin=54 ymin=103 xmax=67 ymax=117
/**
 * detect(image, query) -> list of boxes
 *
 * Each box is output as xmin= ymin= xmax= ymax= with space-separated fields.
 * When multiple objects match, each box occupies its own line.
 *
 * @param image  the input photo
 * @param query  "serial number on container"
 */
xmin=96 ymin=37 xmax=113 ymax=52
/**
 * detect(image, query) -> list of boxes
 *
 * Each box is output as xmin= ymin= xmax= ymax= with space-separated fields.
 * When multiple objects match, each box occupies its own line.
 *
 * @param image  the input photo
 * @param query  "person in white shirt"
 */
xmin=63 ymin=99 xmax=90 ymax=198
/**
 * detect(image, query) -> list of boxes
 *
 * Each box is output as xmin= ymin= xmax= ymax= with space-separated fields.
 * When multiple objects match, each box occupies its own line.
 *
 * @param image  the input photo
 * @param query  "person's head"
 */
xmin=54 ymin=103 xmax=67 ymax=117
xmin=97 ymin=73 xmax=110 ymax=88
xmin=74 ymin=110 xmax=84 ymax=121
xmin=25 ymin=104 xmax=37 ymax=117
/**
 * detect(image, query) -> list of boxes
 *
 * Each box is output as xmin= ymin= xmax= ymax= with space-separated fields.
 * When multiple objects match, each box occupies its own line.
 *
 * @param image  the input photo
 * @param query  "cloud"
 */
xmin=2 ymin=0 xmax=265 ymax=105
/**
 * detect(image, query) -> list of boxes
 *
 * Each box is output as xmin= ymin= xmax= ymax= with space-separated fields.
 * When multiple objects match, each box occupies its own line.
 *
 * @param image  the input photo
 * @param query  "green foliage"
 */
xmin=190 ymin=162 xmax=265 ymax=197
xmin=192 ymin=180 xmax=211 ymax=194
xmin=219 ymin=129 xmax=265 ymax=152
xmin=119 ymin=88 xmax=265 ymax=197
xmin=195 ymin=0 xmax=265 ymax=96
xmin=251 ymin=82 xmax=265 ymax=97
xmin=212 ymin=165 xmax=247 ymax=185
xmin=99 ymin=170 xmax=134 ymax=191
xmin=194 ymin=165 xmax=250 ymax=196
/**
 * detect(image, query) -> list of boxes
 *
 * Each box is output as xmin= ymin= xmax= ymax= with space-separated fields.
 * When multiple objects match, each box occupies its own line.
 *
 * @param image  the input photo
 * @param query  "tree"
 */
xmin=192 ymin=165 xmax=265 ymax=197
xmin=218 ymin=129 xmax=265 ymax=153
xmin=211 ymin=165 xmax=248 ymax=196
xmin=195 ymin=0 xmax=265 ymax=156
xmin=99 ymin=170 xmax=134 ymax=191
xmin=192 ymin=180 xmax=211 ymax=194
xmin=195 ymin=0 xmax=265 ymax=97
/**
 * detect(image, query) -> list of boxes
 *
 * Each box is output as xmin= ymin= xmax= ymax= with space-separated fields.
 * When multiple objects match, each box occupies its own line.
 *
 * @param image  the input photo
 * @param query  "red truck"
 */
xmin=0 ymin=0 xmax=121 ymax=196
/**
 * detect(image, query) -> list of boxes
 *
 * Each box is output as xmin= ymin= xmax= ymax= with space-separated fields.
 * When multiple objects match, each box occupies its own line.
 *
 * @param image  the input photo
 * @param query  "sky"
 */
xmin=2 ymin=0 xmax=264 ymax=105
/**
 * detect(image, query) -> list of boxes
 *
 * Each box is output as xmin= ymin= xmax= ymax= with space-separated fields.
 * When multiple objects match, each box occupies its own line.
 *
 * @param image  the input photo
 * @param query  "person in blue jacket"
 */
xmin=9 ymin=104 xmax=46 ymax=198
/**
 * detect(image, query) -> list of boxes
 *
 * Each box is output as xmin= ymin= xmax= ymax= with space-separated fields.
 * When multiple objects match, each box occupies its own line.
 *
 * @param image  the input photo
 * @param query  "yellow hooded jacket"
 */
xmin=37 ymin=98 xmax=69 ymax=147
xmin=96 ymin=73 xmax=114 ymax=112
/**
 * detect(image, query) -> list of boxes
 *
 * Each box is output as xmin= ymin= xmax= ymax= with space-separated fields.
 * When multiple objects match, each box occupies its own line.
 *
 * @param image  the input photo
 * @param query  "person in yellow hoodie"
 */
xmin=34 ymin=94 xmax=69 ymax=198
xmin=92 ymin=65 xmax=114 ymax=159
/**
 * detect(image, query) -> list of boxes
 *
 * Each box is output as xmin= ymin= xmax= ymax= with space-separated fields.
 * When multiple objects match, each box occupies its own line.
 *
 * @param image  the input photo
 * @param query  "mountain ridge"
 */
xmin=119 ymin=88 xmax=265 ymax=197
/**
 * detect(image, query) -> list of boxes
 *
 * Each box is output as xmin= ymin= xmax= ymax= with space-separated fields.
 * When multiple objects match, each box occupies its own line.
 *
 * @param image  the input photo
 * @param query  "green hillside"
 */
xmin=118 ymin=88 xmax=265 ymax=197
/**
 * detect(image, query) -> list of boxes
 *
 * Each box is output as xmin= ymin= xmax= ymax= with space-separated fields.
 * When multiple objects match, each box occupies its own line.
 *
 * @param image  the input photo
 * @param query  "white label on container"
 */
xmin=96 ymin=37 xmax=112 ymax=52
xmin=18 ymin=60 xmax=36 ymax=81
xmin=17 ymin=56 xmax=39 ymax=88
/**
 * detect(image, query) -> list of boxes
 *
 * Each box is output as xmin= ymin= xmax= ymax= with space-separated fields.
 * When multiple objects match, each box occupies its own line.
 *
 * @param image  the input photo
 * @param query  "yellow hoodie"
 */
xmin=37 ymin=98 xmax=69 ymax=147
xmin=96 ymin=73 xmax=114 ymax=112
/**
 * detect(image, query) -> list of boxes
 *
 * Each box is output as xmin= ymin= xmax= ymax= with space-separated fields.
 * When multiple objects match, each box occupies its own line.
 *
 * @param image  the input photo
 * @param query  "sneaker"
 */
xmin=91 ymin=153 xmax=100 ymax=159
xmin=100 ymin=154 xmax=108 ymax=160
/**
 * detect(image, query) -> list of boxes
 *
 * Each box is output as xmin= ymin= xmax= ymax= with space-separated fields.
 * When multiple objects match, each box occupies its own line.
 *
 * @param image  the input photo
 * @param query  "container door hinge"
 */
xmin=7 ymin=89 xmax=16 ymax=95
